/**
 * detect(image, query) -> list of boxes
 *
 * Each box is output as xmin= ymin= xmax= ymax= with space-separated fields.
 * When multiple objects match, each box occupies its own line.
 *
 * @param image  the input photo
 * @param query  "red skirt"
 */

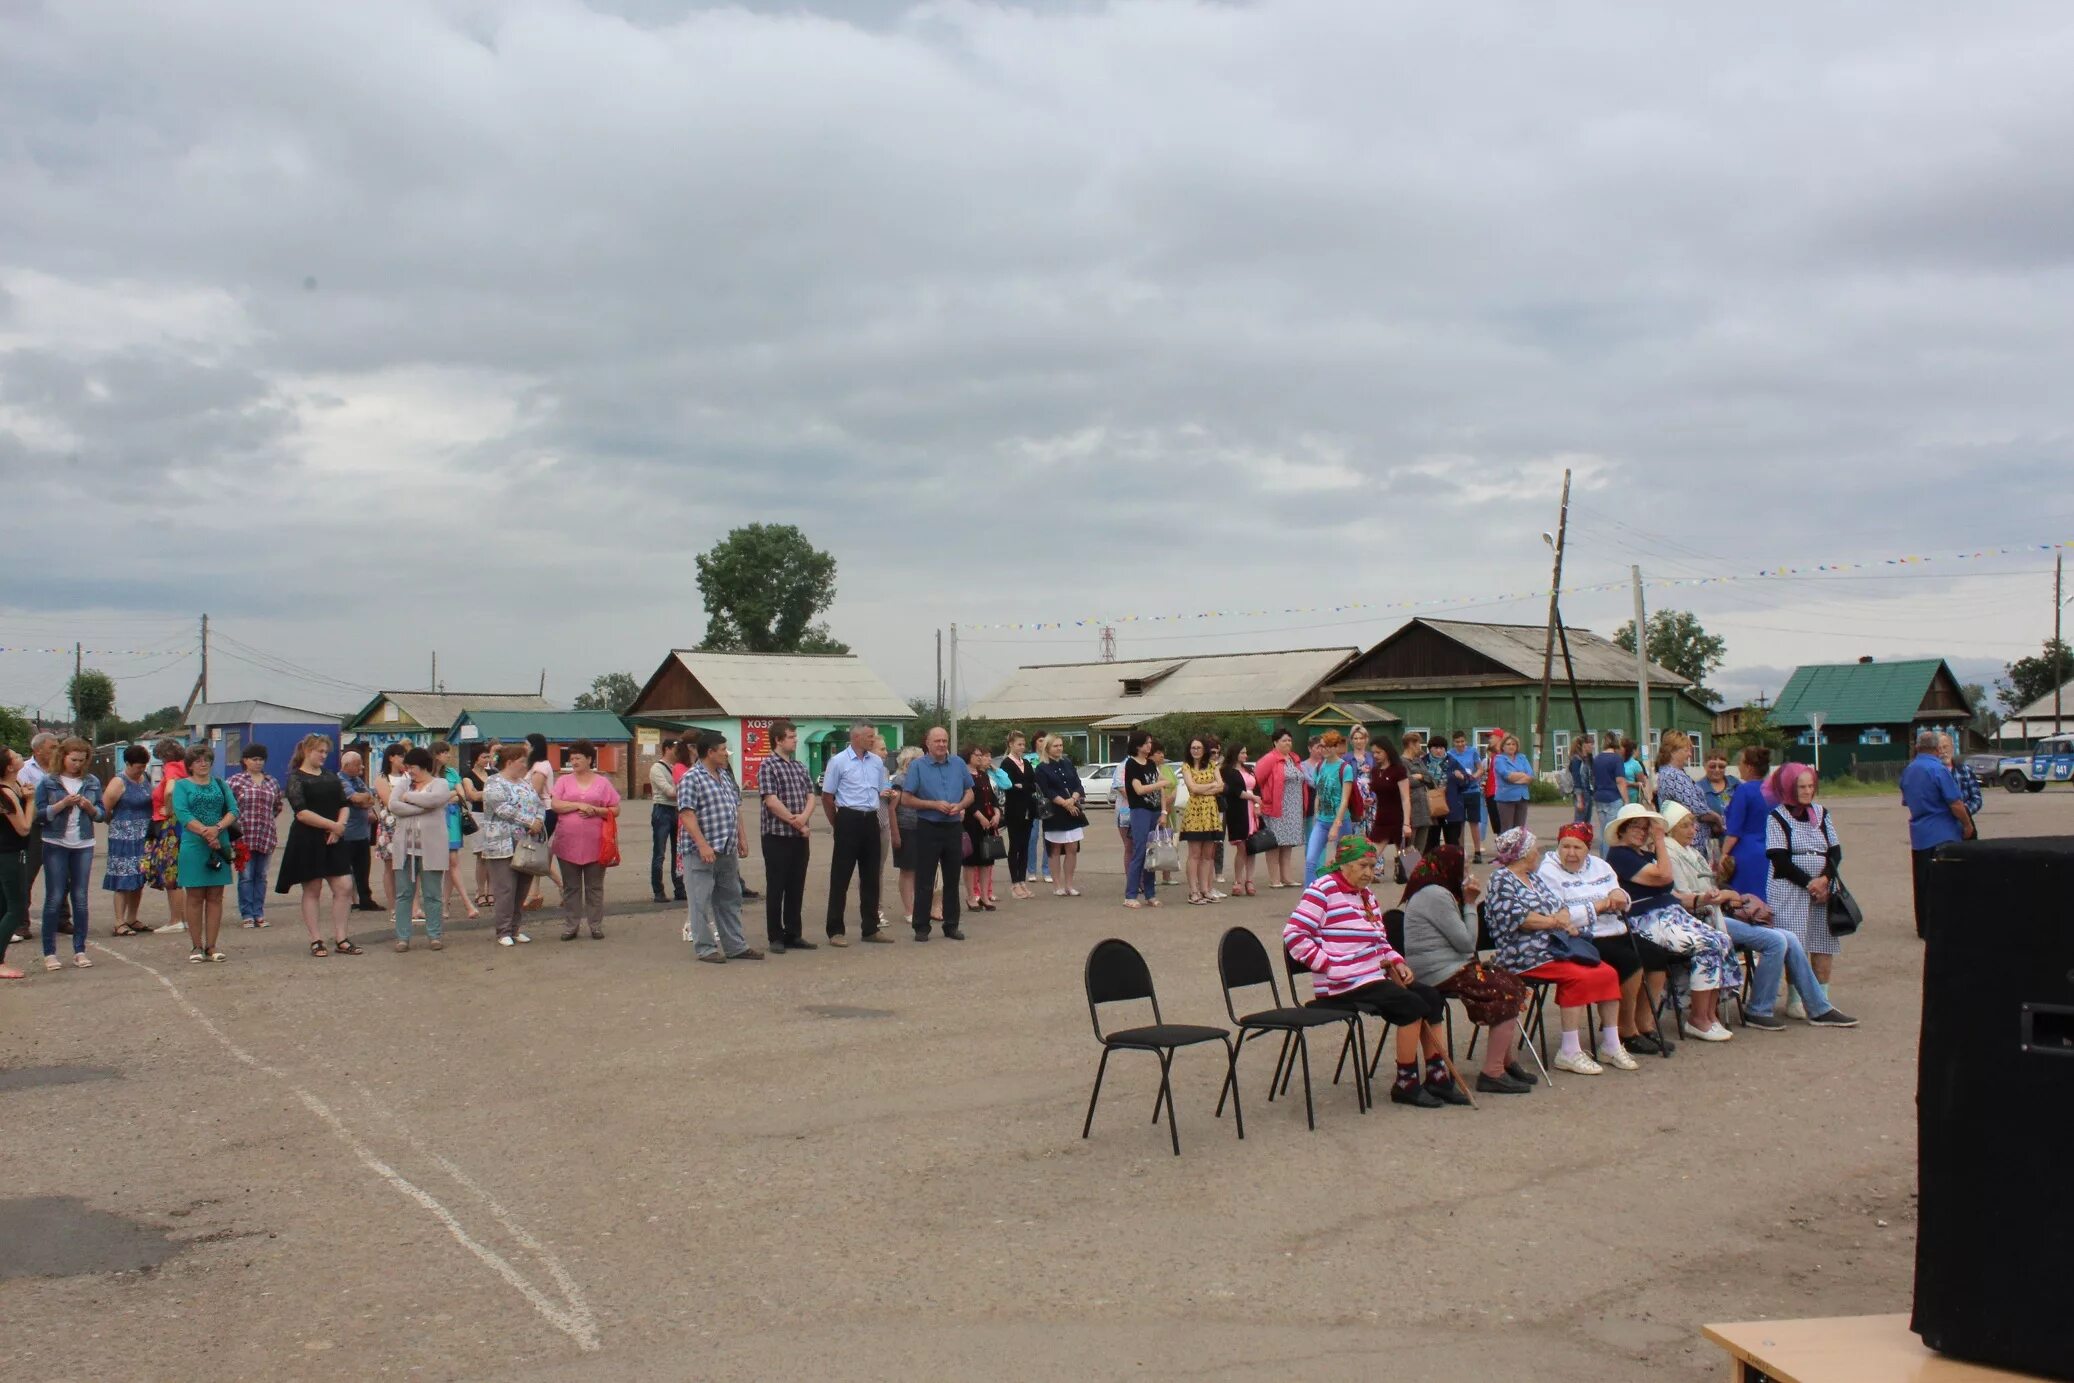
xmin=1522 ymin=959 xmax=1622 ymax=1008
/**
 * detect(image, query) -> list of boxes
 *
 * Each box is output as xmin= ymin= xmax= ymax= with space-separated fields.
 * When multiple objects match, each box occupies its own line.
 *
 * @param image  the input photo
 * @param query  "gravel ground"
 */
xmin=6 ymin=788 xmax=2066 ymax=1382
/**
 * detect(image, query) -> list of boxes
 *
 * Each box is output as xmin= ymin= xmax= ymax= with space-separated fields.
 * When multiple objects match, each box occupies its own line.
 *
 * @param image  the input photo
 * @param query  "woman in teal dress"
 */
xmin=170 ymin=743 xmax=239 ymax=963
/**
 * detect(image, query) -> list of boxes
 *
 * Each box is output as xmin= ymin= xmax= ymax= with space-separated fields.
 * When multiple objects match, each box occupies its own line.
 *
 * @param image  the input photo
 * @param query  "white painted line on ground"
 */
xmin=90 ymin=943 xmax=601 ymax=1353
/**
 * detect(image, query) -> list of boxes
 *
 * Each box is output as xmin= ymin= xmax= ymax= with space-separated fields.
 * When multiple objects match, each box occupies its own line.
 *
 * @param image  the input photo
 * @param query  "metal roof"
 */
xmin=344 ymin=691 xmax=559 ymax=730
xmin=2003 ymin=678 xmax=2074 ymax=722
xmin=968 ymin=647 xmax=1358 ymax=725
xmin=187 ymin=700 xmax=339 ymax=729
xmin=1770 ymin=658 xmax=1950 ymax=728
xmin=450 ymin=709 xmax=631 ymax=741
xmin=1415 ymin=619 xmax=1690 ymax=686
xmin=658 ymin=651 xmax=914 ymax=719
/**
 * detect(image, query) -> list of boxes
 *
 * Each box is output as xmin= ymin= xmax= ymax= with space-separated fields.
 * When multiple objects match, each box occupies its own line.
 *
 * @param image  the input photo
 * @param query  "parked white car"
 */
xmin=1078 ymin=762 xmax=1120 ymax=806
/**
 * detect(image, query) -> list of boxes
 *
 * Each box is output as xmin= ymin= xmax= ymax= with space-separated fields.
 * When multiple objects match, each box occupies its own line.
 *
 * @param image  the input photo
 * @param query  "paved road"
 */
xmin=7 ymin=790 xmax=2065 ymax=1381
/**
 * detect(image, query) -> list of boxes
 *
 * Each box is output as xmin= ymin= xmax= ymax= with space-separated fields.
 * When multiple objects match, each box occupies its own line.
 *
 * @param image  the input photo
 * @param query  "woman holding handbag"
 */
xmin=480 ymin=744 xmax=544 ymax=946
xmin=1220 ymin=743 xmax=1261 ymax=897
xmin=550 ymin=740 xmax=621 ymax=941
xmin=1764 ymin=762 xmax=1849 ymax=1012
xmin=1485 ymin=827 xmax=1626 ymax=1076
xmin=1252 ymin=728 xmax=1305 ymax=889
xmin=962 ymin=745 xmax=1003 ymax=912
xmin=170 ymin=742 xmax=239 ymax=965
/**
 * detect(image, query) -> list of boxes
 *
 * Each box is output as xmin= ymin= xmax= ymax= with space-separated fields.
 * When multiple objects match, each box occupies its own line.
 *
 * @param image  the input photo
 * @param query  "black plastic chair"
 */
xmin=1216 ymin=927 xmax=1367 ymax=1128
xmin=1082 ymin=938 xmax=1243 ymax=1156
xmin=1281 ymin=946 xmax=1394 ymax=1090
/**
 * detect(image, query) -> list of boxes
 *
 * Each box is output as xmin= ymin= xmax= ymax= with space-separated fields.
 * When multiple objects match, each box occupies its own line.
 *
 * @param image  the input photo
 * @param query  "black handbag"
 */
xmin=1244 ymin=822 xmax=1278 ymax=856
xmin=981 ymin=833 xmax=1007 ymax=863
xmin=1827 ymin=876 xmax=1864 ymax=936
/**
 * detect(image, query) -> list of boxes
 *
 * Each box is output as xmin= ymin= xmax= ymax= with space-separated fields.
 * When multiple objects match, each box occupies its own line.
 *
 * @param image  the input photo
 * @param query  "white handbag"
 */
xmin=512 ymin=832 xmax=554 ymax=877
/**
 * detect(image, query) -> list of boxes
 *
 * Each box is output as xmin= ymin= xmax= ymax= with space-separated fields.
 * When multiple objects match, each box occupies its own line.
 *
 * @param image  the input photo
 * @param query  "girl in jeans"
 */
xmin=34 ymin=737 xmax=105 ymax=970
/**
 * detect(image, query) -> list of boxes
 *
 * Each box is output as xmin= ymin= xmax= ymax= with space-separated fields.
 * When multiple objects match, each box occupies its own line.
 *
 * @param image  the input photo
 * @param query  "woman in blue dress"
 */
xmin=1717 ymin=745 xmax=1775 ymax=899
xmin=170 ymin=743 xmax=240 ymax=963
xmin=101 ymin=745 xmax=155 ymax=934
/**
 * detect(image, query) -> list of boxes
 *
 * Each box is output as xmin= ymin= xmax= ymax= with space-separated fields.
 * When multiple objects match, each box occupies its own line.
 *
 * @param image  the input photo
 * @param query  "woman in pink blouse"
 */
xmin=550 ymin=740 xmax=621 ymax=941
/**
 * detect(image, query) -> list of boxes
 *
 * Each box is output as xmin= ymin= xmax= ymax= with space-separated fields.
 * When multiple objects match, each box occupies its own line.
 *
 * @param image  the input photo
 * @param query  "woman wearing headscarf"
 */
xmin=1764 ymin=761 xmax=1850 ymax=1014
xmin=1252 ymin=728 xmax=1306 ymax=890
xmin=1284 ymin=835 xmax=1465 ymax=1108
xmin=1531 ymin=822 xmax=1665 ymax=1062
xmin=1483 ymin=826 xmax=1626 ymax=1076
xmin=1399 ymin=844 xmax=1534 ymax=1093
xmin=1603 ymin=802 xmax=1744 ymax=1043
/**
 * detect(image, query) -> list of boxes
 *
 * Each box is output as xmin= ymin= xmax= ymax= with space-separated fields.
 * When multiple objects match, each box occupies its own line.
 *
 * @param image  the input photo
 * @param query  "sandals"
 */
xmin=43 ymin=955 xmax=61 ymax=972
xmin=333 ymin=938 xmax=364 ymax=956
xmin=73 ymin=953 xmax=92 ymax=968
xmin=0 ymin=965 xmax=23 ymax=980
xmin=310 ymin=940 xmax=329 ymax=957
xmin=111 ymin=924 xmax=144 ymax=937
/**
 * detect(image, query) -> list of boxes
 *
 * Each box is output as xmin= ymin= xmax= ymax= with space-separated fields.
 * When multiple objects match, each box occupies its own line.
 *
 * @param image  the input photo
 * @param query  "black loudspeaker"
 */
xmin=1913 ymin=836 xmax=2074 ymax=1380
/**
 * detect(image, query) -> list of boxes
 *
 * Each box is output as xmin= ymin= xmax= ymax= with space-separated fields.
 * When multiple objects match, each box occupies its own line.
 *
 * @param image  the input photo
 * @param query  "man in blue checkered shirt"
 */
xmin=678 ymin=730 xmax=759 ymax=964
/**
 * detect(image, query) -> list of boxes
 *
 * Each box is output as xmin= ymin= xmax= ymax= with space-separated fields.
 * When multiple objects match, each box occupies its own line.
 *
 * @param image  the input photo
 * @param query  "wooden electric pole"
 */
xmin=1535 ymin=468 xmax=1572 ymax=773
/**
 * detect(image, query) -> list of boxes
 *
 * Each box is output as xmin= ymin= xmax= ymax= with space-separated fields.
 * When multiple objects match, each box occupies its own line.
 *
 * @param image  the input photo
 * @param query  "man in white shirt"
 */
xmin=820 ymin=721 xmax=893 ymax=946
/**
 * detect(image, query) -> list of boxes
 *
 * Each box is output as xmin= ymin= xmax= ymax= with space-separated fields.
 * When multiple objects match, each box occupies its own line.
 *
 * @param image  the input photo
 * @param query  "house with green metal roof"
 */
xmin=1770 ymin=656 xmax=1978 ymax=766
xmin=447 ymin=708 xmax=635 ymax=795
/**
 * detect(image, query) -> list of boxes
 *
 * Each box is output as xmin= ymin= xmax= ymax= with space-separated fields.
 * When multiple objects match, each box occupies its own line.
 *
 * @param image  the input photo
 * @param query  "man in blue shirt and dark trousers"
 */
xmin=902 ymin=726 xmax=974 ymax=942
xmin=1899 ymin=731 xmax=1975 ymax=938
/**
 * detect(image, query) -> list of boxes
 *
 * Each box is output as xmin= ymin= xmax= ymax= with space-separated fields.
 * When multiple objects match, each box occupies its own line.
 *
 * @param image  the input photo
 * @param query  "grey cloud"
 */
xmin=3 ymin=0 xmax=2071 ymax=713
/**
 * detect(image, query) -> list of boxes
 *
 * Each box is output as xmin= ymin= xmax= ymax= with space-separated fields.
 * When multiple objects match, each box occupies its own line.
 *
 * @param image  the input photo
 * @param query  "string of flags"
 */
xmin=0 ymin=646 xmax=184 ymax=656
xmin=960 ymin=539 xmax=2074 ymax=631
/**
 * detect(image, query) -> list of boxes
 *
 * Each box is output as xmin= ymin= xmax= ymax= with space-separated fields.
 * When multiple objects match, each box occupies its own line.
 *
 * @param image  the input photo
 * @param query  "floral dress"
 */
xmin=142 ymin=761 xmax=188 ymax=890
xmin=103 ymin=772 xmax=154 ymax=892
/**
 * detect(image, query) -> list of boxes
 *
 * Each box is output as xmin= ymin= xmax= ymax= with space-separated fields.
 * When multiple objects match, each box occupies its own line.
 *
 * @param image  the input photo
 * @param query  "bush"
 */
xmin=1527 ymin=777 xmax=1568 ymax=804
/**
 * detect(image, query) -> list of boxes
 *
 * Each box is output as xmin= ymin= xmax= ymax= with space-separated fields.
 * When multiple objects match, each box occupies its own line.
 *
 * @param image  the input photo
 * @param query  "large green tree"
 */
xmin=1612 ymin=609 xmax=1726 ymax=706
xmin=1996 ymin=638 xmax=2074 ymax=715
xmin=0 ymin=705 xmax=31 ymax=753
xmin=694 ymin=524 xmax=850 ymax=654
xmin=573 ymin=671 xmax=642 ymax=714
xmin=68 ymin=668 xmax=116 ymax=742
xmin=1717 ymin=702 xmax=1789 ymax=757
xmin=1959 ymin=682 xmax=1999 ymax=738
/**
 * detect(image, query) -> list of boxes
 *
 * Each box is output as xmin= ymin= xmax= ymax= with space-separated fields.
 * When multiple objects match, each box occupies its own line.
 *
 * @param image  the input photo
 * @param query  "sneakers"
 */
xmin=830 ymin=935 xmax=852 ymax=947
xmin=514 ymin=932 xmax=531 ymax=944
xmin=1553 ymin=1050 xmax=1604 ymax=1075
xmin=1598 ymin=1045 xmax=1641 ymax=1071
xmin=724 ymin=948 xmax=766 ymax=961
xmin=1742 ymin=1012 xmax=1788 ymax=1031
xmin=1784 ymin=993 xmax=1809 ymax=1021
xmin=1690 ymin=1021 xmax=1733 ymax=1042
xmin=1808 ymin=1007 xmax=1860 ymax=1028
xmin=497 ymin=936 xmax=515 ymax=947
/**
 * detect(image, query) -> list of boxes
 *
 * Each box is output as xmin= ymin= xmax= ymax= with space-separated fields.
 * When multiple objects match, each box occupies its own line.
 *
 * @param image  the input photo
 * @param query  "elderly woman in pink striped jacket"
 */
xmin=1283 ymin=835 xmax=1462 ymax=1109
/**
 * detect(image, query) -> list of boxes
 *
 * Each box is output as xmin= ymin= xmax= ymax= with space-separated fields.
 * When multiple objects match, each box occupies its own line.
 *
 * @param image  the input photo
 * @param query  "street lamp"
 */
xmin=1808 ymin=711 xmax=1826 ymax=777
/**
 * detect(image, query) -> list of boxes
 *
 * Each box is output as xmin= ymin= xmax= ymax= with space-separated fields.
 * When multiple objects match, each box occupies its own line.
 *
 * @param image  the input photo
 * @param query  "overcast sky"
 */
xmin=4 ymin=0 xmax=2071 ymax=724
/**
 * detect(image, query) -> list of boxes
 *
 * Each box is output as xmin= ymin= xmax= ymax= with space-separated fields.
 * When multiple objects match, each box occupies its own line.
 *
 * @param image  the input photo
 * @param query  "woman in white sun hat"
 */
xmin=1602 ymin=801 xmax=1744 ymax=1042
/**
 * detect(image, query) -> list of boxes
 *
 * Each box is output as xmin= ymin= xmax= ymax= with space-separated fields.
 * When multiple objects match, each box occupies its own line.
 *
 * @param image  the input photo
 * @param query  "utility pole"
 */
xmin=2056 ymin=552 xmax=2064 ymax=735
xmin=199 ymin=613 xmax=209 ymax=703
xmin=430 ymin=651 xmax=438 ymax=693
xmin=71 ymin=642 xmax=82 ymax=730
xmin=1534 ymin=468 xmax=1572 ymax=773
xmin=948 ymin=623 xmax=960 ymax=751
xmin=539 ymin=668 xmax=547 ymax=696
xmin=1631 ymin=565 xmax=1653 ymax=760
xmin=1099 ymin=625 xmax=1116 ymax=662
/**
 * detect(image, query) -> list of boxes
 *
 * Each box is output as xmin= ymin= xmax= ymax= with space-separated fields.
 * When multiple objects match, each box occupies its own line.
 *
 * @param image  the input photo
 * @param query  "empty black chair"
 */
xmin=1216 ymin=926 xmax=1367 ymax=1128
xmin=1281 ymin=945 xmax=1394 ymax=1091
xmin=1082 ymin=938 xmax=1242 ymax=1156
